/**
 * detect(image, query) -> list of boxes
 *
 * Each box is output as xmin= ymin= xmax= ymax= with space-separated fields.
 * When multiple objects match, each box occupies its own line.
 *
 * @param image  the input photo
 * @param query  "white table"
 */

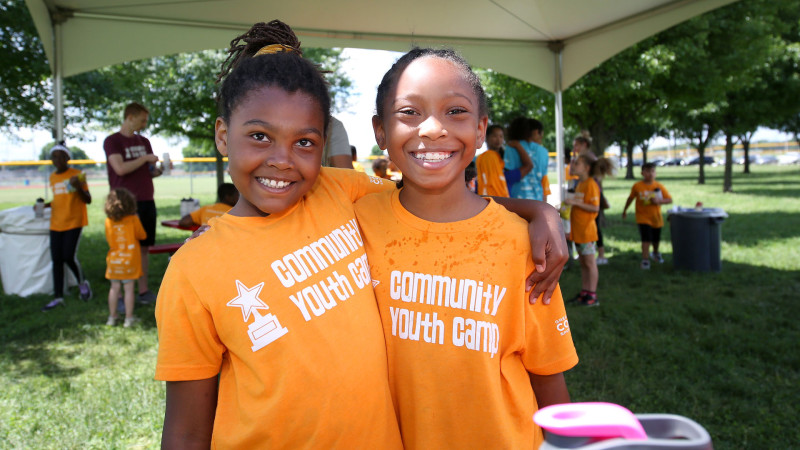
xmin=0 ymin=206 xmax=76 ymax=297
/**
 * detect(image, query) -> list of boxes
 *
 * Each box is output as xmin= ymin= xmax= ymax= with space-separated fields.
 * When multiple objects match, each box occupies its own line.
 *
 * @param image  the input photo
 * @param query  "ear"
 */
xmin=372 ymin=115 xmax=387 ymax=150
xmin=215 ymin=117 xmax=229 ymax=157
xmin=475 ymin=115 xmax=489 ymax=149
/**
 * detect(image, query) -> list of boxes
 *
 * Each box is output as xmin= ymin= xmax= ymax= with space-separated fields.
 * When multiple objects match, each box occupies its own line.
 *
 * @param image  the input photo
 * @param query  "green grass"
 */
xmin=1 ymin=166 xmax=798 ymax=448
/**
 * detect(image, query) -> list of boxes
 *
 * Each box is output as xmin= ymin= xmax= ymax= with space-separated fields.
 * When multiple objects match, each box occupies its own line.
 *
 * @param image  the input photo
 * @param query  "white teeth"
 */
xmin=258 ymin=178 xmax=292 ymax=189
xmin=413 ymin=152 xmax=452 ymax=162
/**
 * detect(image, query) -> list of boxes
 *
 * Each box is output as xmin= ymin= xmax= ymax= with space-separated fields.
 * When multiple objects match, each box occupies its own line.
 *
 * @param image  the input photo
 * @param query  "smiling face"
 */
xmin=215 ymin=86 xmax=325 ymax=217
xmin=373 ymin=57 xmax=487 ymax=194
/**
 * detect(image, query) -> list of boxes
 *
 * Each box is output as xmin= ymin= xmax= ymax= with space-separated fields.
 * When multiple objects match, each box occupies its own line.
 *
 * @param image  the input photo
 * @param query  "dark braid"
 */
xmin=375 ymin=47 xmax=487 ymax=119
xmin=216 ymin=21 xmax=331 ymax=133
xmin=217 ymin=20 xmax=303 ymax=83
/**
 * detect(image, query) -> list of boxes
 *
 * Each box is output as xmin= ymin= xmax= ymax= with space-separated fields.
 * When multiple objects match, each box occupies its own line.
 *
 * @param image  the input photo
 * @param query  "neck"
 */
xmin=398 ymin=181 xmax=487 ymax=223
xmin=120 ymin=123 xmax=136 ymax=137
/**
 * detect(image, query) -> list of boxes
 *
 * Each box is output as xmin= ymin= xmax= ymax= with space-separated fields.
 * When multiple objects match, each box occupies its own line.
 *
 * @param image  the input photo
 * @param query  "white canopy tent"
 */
xmin=25 ymin=0 xmax=737 ymax=196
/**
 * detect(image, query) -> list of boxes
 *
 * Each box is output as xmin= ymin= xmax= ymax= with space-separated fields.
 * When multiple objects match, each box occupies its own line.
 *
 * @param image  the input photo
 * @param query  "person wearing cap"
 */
xmin=103 ymin=102 xmax=162 ymax=305
xmin=40 ymin=143 xmax=93 ymax=311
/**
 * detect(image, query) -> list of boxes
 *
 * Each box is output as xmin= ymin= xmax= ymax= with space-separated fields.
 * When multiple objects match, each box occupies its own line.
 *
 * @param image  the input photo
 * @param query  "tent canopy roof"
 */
xmin=26 ymin=0 xmax=736 ymax=92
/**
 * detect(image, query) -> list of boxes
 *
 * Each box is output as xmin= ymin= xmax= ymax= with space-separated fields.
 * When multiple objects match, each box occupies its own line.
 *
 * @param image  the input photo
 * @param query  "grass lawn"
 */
xmin=1 ymin=165 xmax=798 ymax=448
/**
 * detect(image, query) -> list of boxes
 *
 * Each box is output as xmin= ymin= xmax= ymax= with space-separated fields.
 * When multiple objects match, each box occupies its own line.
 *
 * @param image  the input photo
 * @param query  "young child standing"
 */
xmin=622 ymin=162 xmax=673 ymax=269
xmin=177 ymin=182 xmax=239 ymax=228
xmin=104 ymin=188 xmax=146 ymax=327
xmin=475 ymin=124 xmax=509 ymax=196
xmin=354 ymin=48 xmax=578 ymax=449
xmin=564 ymin=154 xmax=601 ymax=306
xmin=41 ymin=143 xmax=92 ymax=312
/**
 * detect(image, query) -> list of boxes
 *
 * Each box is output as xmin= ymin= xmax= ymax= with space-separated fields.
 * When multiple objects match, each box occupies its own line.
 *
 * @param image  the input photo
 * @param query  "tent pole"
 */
xmin=53 ymin=20 xmax=64 ymax=143
xmin=552 ymin=45 xmax=565 ymax=204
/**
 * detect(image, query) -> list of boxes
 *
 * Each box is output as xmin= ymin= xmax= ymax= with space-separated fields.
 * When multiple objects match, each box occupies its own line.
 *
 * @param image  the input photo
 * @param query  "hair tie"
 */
xmin=254 ymin=44 xmax=300 ymax=57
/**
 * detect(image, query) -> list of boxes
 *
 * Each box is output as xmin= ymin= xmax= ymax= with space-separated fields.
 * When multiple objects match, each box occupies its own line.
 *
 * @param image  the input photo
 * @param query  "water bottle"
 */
xmin=34 ymin=198 xmax=45 ymax=219
xmin=162 ymin=153 xmax=171 ymax=176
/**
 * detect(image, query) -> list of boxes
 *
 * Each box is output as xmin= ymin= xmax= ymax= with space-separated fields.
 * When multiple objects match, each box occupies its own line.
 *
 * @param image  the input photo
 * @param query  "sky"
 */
xmin=0 ymin=48 xmax=794 ymax=162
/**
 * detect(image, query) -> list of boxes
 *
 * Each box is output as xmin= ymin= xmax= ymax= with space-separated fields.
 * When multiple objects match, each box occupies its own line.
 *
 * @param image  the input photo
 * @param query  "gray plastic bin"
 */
xmin=668 ymin=208 xmax=728 ymax=272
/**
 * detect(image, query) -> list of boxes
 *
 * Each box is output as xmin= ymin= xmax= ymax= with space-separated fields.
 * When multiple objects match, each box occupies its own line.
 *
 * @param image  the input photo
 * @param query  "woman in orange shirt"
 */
xmin=41 ymin=143 xmax=92 ymax=311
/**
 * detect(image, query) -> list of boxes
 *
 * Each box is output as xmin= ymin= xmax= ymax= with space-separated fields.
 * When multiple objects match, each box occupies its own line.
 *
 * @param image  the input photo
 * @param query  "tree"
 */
xmin=370 ymin=145 xmax=383 ymax=157
xmin=38 ymin=142 xmax=89 ymax=161
xmin=0 ymin=0 xmax=51 ymax=131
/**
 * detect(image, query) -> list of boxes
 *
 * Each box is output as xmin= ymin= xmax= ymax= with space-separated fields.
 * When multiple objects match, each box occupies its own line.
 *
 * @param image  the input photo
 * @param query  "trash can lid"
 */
xmin=668 ymin=207 xmax=728 ymax=219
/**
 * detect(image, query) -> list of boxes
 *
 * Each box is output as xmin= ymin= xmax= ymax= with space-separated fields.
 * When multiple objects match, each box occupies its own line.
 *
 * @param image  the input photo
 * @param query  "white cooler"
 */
xmin=0 ymin=206 xmax=76 ymax=297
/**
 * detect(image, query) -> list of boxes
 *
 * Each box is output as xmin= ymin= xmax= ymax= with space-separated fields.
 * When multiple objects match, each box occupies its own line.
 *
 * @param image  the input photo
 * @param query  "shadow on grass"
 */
xmin=723 ymin=211 xmax=800 ymax=245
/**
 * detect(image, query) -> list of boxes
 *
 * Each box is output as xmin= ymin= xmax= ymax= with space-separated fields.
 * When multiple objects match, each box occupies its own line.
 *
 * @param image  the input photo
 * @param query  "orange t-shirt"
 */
xmin=542 ymin=174 xmax=551 ymax=197
xmin=354 ymin=190 xmax=578 ymax=450
xmin=476 ymin=149 xmax=509 ymax=197
xmin=49 ymin=168 xmax=88 ymax=231
xmin=155 ymin=168 xmax=401 ymax=449
xmin=630 ymin=181 xmax=671 ymax=228
xmin=570 ymin=177 xmax=600 ymax=244
xmin=188 ymin=202 xmax=232 ymax=225
xmin=105 ymin=215 xmax=146 ymax=280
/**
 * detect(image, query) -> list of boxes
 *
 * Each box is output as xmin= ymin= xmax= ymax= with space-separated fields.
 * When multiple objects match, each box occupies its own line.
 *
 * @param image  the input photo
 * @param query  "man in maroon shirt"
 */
xmin=103 ymin=102 xmax=162 ymax=305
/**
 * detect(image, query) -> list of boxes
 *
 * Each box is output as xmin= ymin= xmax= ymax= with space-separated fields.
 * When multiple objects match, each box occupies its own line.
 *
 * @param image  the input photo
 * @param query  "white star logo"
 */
xmin=227 ymin=280 xmax=269 ymax=322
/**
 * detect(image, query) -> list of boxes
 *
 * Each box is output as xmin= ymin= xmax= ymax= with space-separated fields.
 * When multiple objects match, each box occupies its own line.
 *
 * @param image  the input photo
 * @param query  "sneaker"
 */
xmin=106 ymin=316 xmax=118 ymax=326
xmin=79 ymin=280 xmax=93 ymax=301
xmin=117 ymin=297 xmax=126 ymax=315
xmin=138 ymin=290 xmax=157 ymax=305
xmin=41 ymin=298 xmax=64 ymax=312
xmin=579 ymin=296 xmax=600 ymax=307
xmin=566 ymin=293 xmax=586 ymax=304
xmin=596 ymin=257 xmax=609 ymax=265
xmin=123 ymin=317 xmax=139 ymax=328
xmin=640 ymin=260 xmax=651 ymax=270
xmin=650 ymin=252 xmax=664 ymax=264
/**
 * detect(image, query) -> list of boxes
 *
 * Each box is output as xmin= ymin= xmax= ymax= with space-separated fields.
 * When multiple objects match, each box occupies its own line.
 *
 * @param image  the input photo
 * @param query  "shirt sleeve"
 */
xmin=521 ymin=284 xmax=579 ymax=375
xmin=660 ymin=183 xmax=672 ymax=200
xmin=133 ymin=216 xmax=147 ymax=241
xmin=155 ymin=260 xmax=226 ymax=381
xmin=189 ymin=206 xmax=205 ymax=224
xmin=584 ymin=180 xmax=600 ymax=206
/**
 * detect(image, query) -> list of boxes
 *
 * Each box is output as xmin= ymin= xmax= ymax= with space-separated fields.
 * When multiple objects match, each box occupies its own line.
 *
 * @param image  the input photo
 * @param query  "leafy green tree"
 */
xmin=0 ymin=0 xmax=51 ymax=130
xmin=370 ymin=145 xmax=383 ymax=157
xmin=38 ymin=142 xmax=89 ymax=161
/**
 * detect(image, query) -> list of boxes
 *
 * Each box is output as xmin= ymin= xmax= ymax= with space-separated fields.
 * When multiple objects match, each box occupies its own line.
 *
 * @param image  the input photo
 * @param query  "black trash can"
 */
xmin=668 ymin=208 xmax=728 ymax=272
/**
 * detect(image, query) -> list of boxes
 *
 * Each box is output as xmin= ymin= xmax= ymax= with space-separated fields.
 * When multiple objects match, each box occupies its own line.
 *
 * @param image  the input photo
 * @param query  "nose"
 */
xmin=418 ymin=115 xmax=447 ymax=140
xmin=265 ymin=144 xmax=294 ymax=170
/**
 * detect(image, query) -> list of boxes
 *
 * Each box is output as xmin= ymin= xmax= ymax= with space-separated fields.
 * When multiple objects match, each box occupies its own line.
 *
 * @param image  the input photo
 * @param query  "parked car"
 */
xmin=684 ymin=156 xmax=716 ymax=166
xmin=756 ymin=155 xmax=778 ymax=165
xmin=648 ymin=158 xmax=664 ymax=167
xmin=777 ymin=152 xmax=800 ymax=165
xmin=662 ymin=157 xmax=685 ymax=166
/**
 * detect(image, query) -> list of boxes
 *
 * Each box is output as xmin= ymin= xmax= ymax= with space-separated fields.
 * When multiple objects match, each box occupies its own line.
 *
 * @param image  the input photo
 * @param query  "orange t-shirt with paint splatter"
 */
xmin=570 ymin=177 xmax=600 ymax=244
xmin=49 ymin=168 xmax=88 ymax=231
xmin=355 ymin=189 xmax=578 ymax=450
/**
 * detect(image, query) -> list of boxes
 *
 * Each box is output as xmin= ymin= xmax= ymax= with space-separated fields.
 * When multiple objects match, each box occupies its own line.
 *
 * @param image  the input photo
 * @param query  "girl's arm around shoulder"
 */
xmin=488 ymin=197 xmax=568 ymax=305
xmin=323 ymin=166 xmax=396 ymax=204
xmin=530 ymin=372 xmax=570 ymax=410
xmin=162 ymin=377 xmax=218 ymax=449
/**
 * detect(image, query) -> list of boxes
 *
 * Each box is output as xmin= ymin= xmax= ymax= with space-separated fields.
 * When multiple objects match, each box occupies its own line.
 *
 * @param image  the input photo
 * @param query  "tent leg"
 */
xmin=53 ymin=21 xmax=64 ymax=143
xmin=553 ymin=49 xmax=565 ymax=204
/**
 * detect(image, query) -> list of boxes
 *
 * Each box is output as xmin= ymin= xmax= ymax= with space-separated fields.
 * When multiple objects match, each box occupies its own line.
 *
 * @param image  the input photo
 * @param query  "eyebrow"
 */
xmin=242 ymin=119 xmax=323 ymax=136
xmin=392 ymin=92 xmax=475 ymax=106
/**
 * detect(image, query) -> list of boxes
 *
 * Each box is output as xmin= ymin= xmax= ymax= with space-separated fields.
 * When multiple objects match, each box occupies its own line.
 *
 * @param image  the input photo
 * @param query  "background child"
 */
xmin=104 ymin=188 xmax=146 ymax=327
xmin=592 ymin=157 xmax=615 ymax=265
xmin=177 ymin=182 xmax=238 ymax=228
xmin=565 ymin=153 xmax=601 ymax=306
xmin=355 ymin=47 xmax=577 ymax=449
xmin=622 ymin=162 xmax=673 ymax=269
xmin=41 ymin=143 xmax=92 ymax=312
xmin=475 ymin=124 xmax=509 ymax=196
xmin=503 ymin=116 xmax=534 ymax=194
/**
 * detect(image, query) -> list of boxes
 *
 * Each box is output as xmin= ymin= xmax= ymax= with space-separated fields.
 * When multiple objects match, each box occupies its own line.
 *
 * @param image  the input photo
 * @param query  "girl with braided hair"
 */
xmin=156 ymin=20 xmax=567 ymax=448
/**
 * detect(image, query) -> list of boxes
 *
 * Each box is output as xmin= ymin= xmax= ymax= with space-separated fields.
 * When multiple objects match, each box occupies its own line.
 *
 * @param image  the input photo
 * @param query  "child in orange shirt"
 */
xmin=622 ymin=162 xmax=673 ymax=269
xmin=104 ymin=188 xmax=146 ymax=327
xmin=177 ymin=182 xmax=239 ymax=228
xmin=475 ymin=124 xmax=510 ymax=196
xmin=355 ymin=47 xmax=577 ymax=449
xmin=41 ymin=143 xmax=92 ymax=312
xmin=564 ymin=154 xmax=601 ymax=306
